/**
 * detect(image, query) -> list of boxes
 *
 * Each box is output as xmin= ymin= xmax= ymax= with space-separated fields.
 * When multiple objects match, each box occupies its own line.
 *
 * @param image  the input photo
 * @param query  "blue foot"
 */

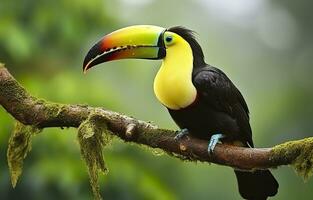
xmin=174 ymin=128 xmax=189 ymax=141
xmin=208 ymin=133 xmax=226 ymax=154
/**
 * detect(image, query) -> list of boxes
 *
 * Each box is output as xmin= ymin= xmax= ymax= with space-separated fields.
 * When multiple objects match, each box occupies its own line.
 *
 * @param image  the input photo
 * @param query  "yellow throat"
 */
xmin=153 ymin=34 xmax=197 ymax=110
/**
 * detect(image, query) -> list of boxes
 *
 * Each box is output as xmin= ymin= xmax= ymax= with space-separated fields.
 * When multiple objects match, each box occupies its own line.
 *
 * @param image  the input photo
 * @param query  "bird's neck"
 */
xmin=153 ymin=40 xmax=197 ymax=110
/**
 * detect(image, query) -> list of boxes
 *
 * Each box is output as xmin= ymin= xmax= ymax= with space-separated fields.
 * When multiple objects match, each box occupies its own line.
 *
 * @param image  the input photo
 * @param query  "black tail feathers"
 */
xmin=234 ymin=170 xmax=278 ymax=200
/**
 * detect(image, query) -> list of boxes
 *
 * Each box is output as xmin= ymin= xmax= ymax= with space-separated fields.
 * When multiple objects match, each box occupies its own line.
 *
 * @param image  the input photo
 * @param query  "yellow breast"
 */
xmin=153 ymin=36 xmax=197 ymax=110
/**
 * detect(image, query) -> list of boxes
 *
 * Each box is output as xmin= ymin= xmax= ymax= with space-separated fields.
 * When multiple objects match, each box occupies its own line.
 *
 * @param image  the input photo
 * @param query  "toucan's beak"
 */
xmin=83 ymin=25 xmax=166 ymax=73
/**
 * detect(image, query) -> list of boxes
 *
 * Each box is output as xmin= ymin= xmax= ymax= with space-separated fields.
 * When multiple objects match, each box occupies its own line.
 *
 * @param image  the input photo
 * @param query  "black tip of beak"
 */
xmin=83 ymin=42 xmax=103 ymax=72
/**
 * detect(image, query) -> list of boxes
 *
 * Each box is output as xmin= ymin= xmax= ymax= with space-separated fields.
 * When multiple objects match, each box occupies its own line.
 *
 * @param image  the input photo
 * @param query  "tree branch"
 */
xmin=1 ymin=63 xmax=313 ymax=179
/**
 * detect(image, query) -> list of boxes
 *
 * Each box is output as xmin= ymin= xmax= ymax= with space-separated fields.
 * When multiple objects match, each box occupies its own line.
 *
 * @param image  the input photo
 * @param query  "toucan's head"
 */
xmin=83 ymin=25 xmax=204 ymax=72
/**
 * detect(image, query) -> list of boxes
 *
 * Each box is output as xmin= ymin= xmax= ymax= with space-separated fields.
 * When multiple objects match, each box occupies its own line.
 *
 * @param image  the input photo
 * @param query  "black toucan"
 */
xmin=83 ymin=25 xmax=279 ymax=200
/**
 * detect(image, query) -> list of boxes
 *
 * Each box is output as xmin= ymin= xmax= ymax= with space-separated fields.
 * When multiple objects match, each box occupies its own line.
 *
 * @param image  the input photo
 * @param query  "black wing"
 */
xmin=193 ymin=65 xmax=253 ymax=146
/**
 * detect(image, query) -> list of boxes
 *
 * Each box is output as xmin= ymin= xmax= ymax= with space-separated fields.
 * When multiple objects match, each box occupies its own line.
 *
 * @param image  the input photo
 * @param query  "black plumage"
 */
xmin=167 ymin=26 xmax=278 ymax=200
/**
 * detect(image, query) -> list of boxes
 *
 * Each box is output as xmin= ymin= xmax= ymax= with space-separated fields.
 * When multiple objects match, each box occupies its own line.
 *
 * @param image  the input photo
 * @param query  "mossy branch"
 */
xmin=1 ymin=64 xmax=313 ymax=198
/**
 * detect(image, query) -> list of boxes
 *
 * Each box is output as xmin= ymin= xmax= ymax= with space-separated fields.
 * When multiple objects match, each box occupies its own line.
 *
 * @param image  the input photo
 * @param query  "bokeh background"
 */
xmin=1 ymin=0 xmax=313 ymax=199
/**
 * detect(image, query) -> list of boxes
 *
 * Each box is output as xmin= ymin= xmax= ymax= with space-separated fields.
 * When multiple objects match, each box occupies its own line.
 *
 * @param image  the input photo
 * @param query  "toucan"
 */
xmin=83 ymin=25 xmax=279 ymax=200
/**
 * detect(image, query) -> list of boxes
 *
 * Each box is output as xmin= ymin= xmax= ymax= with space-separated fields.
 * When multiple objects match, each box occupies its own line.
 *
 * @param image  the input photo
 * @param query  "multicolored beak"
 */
xmin=83 ymin=25 xmax=166 ymax=73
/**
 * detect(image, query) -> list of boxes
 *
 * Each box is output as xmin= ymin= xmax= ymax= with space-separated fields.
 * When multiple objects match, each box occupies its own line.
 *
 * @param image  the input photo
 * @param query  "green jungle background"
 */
xmin=1 ymin=0 xmax=313 ymax=199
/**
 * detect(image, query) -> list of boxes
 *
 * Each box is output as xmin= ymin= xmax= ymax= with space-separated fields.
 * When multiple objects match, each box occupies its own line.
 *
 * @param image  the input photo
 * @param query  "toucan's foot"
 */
xmin=174 ymin=128 xmax=189 ymax=141
xmin=208 ymin=133 xmax=225 ymax=154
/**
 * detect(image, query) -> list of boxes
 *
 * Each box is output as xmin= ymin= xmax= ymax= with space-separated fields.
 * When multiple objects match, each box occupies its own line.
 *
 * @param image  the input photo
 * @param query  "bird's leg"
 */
xmin=208 ymin=133 xmax=226 ymax=154
xmin=174 ymin=128 xmax=189 ymax=141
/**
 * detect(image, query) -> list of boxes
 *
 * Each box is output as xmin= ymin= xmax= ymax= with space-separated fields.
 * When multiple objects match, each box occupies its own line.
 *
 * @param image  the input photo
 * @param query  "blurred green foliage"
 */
xmin=1 ymin=0 xmax=313 ymax=199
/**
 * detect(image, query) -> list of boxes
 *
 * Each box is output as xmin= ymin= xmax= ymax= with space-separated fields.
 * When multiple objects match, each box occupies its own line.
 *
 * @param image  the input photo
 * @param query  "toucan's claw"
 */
xmin=208 ymin=133 xmax=225 ymax=154
xmin=174 ymin=128 xmax=189 ymax=141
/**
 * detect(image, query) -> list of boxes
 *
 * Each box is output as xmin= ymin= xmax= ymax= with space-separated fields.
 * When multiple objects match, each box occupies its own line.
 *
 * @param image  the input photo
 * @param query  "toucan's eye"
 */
xmin=165 ymin=36 xmax=173 ymax=43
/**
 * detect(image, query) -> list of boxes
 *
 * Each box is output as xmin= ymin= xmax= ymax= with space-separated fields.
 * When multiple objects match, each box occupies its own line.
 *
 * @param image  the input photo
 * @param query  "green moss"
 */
xmin=7 ymin=121 xmax=41 ymax=187
xmin=35 ymin=99 xmax=64 ymax=118
xmin=78 ymin=103 xmax=89 ymax=108
xmin=0 ymin=78 xmax=28 ymax=104
xmin=0 ymin=63 xmax=4 ymax=68
xmin=78 ymin=114 xmax=112 ymax=200
xmin=132 ymin=128 xmax=174 ymax=158
xmin=137 ymin=128 xmax=196 ymax=161
xmin=142 ymin=128 xmax=176 ymax=147
xmin=271 ymin=137 xmax=313 ymax=181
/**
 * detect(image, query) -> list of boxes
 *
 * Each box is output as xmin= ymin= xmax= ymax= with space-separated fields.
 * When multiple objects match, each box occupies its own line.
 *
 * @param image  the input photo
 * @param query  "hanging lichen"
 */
xmin=7 ymin=121 xmax=41 ymax=187
xmin=78 ymin=114 xmax=112 ymax=200
xmin=271 ymin=137 xmax=313 ymax=181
